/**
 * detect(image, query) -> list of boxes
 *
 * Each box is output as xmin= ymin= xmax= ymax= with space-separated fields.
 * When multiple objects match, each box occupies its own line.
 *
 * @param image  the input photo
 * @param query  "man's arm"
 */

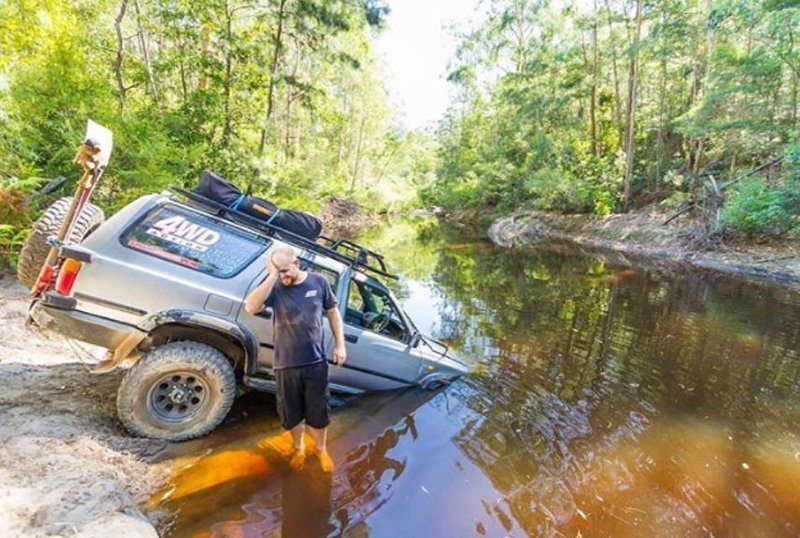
xmin=244 ymin=271 xmax=278 ymax=314
xmin=326 ymin=307 xmax=346 ymax=366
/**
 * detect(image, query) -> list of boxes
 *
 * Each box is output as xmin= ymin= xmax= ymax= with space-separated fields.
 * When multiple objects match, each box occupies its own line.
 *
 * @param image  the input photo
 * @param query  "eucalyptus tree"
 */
xmin=428 ymin=0 xmax=800 ymax=234
xmin=0 ymin=0 xmax=417 ymax=215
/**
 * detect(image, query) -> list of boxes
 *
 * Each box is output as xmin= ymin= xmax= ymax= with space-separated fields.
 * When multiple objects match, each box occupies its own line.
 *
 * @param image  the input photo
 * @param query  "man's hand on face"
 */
xmin=267 ymin=258 xmax=278 ymax=277
xmin=333 ymin=345 xmax=347 ymax=366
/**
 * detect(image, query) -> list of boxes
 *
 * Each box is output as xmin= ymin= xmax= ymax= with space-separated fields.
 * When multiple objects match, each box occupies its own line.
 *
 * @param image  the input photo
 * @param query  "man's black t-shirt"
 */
xmin=265 ymin=272 xmax=338 ymax=369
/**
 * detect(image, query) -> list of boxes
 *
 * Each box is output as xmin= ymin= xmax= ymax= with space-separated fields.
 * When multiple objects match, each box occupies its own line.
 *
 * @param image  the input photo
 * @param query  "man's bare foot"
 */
xmin=315 ymin=450 xmax=334 ymax=473
xmin=289 ymin=449 xmax=306 ymax=470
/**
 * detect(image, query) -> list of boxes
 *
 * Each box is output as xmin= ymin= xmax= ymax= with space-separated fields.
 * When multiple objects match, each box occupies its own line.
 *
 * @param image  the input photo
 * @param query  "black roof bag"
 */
xmin=193 ymin=170 xmax=322 ymax=240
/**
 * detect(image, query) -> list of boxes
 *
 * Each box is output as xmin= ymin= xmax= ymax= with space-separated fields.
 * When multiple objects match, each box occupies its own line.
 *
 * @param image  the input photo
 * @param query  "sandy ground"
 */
xmin=0 ymin=273 xmax=166 ymax=537
xmin=489 ymin=207 xmax=800 ymax=288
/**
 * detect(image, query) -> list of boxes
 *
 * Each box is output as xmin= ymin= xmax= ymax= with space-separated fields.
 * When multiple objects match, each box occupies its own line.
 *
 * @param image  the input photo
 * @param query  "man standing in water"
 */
xmin=245 ymin=245 xmax=346 ymax=472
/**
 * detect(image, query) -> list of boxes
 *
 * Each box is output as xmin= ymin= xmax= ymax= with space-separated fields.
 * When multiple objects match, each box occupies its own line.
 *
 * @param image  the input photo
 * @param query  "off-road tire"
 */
xmin=116 ymin=341 xmax=236 ymax=442
xmin=16 ymin=197 xmax=105 ymax=288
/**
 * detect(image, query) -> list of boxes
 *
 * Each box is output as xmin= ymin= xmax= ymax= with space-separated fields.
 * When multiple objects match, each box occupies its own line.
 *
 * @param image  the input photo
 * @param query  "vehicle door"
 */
xmin=334 ymin=273 xmax=421 ymax=391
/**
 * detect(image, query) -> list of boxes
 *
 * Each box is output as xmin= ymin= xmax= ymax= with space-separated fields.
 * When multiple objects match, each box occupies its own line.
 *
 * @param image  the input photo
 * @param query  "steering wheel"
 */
xmin=364 ymin=311 xmax=391 ymax=333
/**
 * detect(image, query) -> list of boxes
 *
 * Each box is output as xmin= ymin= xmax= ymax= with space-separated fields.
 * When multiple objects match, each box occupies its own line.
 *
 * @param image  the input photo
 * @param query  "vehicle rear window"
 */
xmin=122 ymin=204 xmax=269 ymax=278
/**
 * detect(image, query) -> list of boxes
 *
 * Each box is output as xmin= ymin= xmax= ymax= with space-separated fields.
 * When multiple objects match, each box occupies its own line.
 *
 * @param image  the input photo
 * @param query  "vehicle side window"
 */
xmin=345 ymin=279 xmax=409 ymax=343
xmin=347 ymin=281 xmax=365 ymax=311
xmin=298 ymin=258 xmax=339 ymax=291
xmin=121 ymin=204 xmax=269 ymax=278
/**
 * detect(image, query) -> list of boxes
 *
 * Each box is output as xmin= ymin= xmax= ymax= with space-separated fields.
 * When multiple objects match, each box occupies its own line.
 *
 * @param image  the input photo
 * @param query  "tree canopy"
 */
xmin=425 ymin=0 xmax=800 ymax=233
xmin=0 ymin=0 xmax=438 ymax=213
xmin=2 ymin=0 xmax=800 ymax=267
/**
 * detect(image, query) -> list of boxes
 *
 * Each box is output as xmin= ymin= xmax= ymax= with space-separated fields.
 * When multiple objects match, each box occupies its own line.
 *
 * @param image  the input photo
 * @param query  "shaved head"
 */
xmin=270 ymin=245 xmax=303 ymax=286
xmin=271 ymin=245 xmax=297 ymax=266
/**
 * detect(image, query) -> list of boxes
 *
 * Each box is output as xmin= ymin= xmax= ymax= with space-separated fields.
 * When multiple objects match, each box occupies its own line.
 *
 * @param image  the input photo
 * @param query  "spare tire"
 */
xmin=16 ymin=197 xmax=105 ymax=288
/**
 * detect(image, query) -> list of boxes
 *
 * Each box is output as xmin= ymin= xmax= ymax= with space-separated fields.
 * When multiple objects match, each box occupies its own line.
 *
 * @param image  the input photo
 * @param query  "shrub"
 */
xmin=0 ymin=185 xmax=32 ymax=268
xmin=721 ymin=177 xmax=800 ymax=235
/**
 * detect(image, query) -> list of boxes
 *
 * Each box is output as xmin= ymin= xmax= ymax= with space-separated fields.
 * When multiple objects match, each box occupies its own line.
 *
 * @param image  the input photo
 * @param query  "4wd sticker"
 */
xmin=145 ymin=215 xmax=221 ymax=252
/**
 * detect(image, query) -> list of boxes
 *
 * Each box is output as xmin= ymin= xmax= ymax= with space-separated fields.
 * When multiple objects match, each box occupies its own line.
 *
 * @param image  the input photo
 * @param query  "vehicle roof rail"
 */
xmin=168 ymin=186 xmax=398 ymax=280
xmin=317 ymin=237 xmax=391 ymax=275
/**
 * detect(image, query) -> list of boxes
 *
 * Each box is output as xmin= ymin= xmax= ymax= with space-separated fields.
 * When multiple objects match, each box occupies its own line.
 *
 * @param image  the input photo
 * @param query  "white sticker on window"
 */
xmin=146 ymin=215 xmax=221 ymax=252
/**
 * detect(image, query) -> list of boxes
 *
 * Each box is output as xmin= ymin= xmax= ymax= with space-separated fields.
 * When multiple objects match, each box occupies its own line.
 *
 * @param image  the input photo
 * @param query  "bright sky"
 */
xmin=374 ymin=0 xmax=482 ymax=131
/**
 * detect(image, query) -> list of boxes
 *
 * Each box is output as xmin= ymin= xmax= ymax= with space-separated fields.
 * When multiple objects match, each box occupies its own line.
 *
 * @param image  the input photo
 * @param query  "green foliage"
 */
xmin=425 ymin=0 xmax=800 ymax=233
xmin=0 ymin=0 xmax=433 ymax=255
xmin=721 ymin=177 xmax=800 ymax=234
xmin=0 ymin=182 xmax=32 ymax=268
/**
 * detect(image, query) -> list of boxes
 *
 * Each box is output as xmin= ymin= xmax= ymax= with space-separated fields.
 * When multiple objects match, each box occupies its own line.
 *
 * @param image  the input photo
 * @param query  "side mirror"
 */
xmin=410 ymin=332 xmax=422 ymax=348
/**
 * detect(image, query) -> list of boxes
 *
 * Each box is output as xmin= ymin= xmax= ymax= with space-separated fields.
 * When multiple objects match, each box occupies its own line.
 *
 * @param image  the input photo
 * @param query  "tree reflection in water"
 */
xmin=429 ymin=239 xmax=800 ymax=536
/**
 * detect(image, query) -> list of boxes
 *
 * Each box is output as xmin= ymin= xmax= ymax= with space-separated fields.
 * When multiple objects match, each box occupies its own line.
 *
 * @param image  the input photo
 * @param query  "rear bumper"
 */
xmin=29 ymin=296 xmax=145 ymax=350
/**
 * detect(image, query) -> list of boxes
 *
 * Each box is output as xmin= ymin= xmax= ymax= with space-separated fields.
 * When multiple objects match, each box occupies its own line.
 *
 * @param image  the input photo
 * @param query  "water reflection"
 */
xmin=150 ymin=389 xmax=438 ymax=536
xmin=427 ymin=239 xmax=800 ymax=536
xmin=149 ymin=226 xmax=800 ymax=537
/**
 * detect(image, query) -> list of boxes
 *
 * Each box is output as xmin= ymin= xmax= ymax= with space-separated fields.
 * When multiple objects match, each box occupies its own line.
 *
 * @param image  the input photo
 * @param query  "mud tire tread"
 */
xmin=116 ymin=341 xmax=237 ymax=442
xmin=16 ymin=197 xmax=105 ymax=288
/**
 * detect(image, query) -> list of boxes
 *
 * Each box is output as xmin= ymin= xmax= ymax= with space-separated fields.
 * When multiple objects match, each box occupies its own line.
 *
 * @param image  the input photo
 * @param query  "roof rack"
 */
xmin=317 ymin=237 xmax=392 ymax=275
xmin=169 ymin=186 xmax=398 ymax=280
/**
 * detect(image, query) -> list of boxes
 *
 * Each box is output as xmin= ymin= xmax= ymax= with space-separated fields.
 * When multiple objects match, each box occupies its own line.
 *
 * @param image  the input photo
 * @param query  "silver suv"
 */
xmin=27 ymin=187 xmax=469 ymax=441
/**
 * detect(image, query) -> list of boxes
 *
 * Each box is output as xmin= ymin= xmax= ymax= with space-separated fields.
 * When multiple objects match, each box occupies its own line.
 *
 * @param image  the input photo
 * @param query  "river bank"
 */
xmin=0 ymin=274 xmax=166 ymax=537
xmin=487 ymin=206 xmax=800 ymax=288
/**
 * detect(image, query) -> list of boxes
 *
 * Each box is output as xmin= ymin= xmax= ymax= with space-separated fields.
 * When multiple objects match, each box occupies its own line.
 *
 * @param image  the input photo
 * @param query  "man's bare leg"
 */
xmin=289 ymin=423 xmax=306 ymax=469
xmin=308 ymin=426 xmax=334 ymax=472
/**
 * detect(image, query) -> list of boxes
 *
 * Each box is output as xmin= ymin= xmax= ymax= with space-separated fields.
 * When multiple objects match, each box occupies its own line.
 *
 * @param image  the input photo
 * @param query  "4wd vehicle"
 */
xmin=26 ymin=185 xmax=469 ymax=441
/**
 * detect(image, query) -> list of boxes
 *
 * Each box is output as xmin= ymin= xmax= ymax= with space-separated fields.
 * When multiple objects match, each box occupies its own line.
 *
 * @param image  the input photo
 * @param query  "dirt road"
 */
xmin=0 ymin=273 xmax=165 ymax=537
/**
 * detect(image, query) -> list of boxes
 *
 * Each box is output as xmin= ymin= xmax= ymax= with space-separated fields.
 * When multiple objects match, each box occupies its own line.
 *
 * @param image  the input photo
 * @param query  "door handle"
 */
xmin=345 ymin=334 xmax=358 ymax=343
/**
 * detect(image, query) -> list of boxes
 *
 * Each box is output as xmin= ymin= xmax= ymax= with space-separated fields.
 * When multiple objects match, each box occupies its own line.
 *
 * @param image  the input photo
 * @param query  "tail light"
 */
xmin=55 ymin=259 xmax=83 ymax=295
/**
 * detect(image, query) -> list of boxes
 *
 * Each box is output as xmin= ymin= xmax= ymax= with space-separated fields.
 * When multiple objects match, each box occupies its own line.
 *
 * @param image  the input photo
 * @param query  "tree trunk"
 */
xmin=655 ymin=6 xmax=668 ymax=195
xmin=603 ymin=0 xmax=623 ymax=146
xmin=623 ymin=0 xmax=642 ymax=207
xmin=375 ymin=144 xmax=401 ymax=184
xmin=349 ymin=116 xmax=367 ymax=195
xmin=689 ymin=3 xmax=716 ymax=199
xmin=655 ymin=53 xmax=667 ymax=195
xmin=133 ymin=0 xmax=159 ymax=102
xmin=590 ymin=0 xmax=599 ymax=156
xmin=198 ymin=25 xmax=210 ymax=91
xmin=258 ymin=0 xmax=288 ymax=157
xmin=285 ymin=85 xmax=293 ymax=157
xmin=283 ymin=47 xmax=302 ymax=159
xmin=178 ymin=39 xmax=188 ymax=103
xmin=794 ymin=69 xmax=798 ymax=128
xmin=221 ymin=1 xmax=235 ymax=148
xmin=509 ymin=0 xmax=531 ymax=74
xmin=790 ymin=28 xmax=798 ymax=126
xmin=113 ymin=0 xmax=129 ymax=112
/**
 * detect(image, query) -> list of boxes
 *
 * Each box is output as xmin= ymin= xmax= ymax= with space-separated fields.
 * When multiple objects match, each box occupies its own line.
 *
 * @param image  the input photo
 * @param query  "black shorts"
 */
xmin=275 ymin=361 xmax=330 ymax=430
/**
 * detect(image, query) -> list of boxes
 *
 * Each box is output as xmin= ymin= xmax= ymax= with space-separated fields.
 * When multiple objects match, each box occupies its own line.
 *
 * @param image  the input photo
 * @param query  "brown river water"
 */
xmin=146 ymin=225 xmax=800 ymax=537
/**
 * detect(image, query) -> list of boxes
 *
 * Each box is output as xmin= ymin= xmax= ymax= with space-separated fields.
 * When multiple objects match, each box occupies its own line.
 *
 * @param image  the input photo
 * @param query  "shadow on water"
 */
xmin=148 ymin=222 xmax=800 ymax=537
